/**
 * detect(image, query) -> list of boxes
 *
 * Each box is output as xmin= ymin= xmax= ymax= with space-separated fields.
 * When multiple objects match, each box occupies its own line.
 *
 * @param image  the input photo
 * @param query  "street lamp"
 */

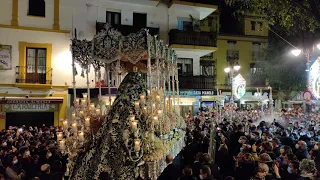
xmin=291 ymin=49 xmax=302 ymax=57
xmin=291 ymin=43 xmax=320 ymax=89
xmin=224 ymin=61 xmax=240 ymax=120
xmin=224 ymin=67 xmax=231 ymax=73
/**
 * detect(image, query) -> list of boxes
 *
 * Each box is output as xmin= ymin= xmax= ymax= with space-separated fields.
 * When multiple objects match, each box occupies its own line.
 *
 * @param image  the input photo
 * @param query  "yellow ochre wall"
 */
xmin=0 ymin=93 xmax=67 ymax=130
xmin=214 ymin=39 xmax=255 ymax=85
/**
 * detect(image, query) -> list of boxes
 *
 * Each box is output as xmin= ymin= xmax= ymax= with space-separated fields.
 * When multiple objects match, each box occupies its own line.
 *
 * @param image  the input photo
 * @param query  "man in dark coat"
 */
xmin=158 ymin=154 xmax=180 ymax=180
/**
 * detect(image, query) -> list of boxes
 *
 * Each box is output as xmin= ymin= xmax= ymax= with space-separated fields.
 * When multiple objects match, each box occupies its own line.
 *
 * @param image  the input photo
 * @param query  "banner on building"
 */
xmin=232 ymin=74 xmax=246 ymax=100
xmin=2 ymin=103 xmax=59 ymax=112
xmin=0 ymin=45 xmax=12 ymax=70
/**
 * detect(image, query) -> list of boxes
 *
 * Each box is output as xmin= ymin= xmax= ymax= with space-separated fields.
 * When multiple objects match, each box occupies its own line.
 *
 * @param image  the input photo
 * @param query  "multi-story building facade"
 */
xmin=199 ymin=9 xmax=269 ymax=109
xmin=0 ymin=0 xmax=219 ymax=128
xmin=0 ymin=0 xmax=75 ymax=129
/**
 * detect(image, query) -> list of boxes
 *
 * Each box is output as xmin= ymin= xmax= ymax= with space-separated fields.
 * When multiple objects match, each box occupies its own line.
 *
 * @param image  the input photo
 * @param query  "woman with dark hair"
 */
xmin=5 ymin=155 xmax=25 ymax=180
xmin=234 ymin=153 xmax=255 ymax=180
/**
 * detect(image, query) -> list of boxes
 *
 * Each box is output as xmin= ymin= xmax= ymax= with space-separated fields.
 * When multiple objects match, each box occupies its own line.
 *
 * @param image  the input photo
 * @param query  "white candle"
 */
xmin=134 ymin=101 xmax=140 ymax=109
xmin=153 ymin=115 xmax=158 ymax=121
xmin=63 ymin=120 xmax=68 ymax=128
xmin=90 ymin=103 xmax=95 ymax=109
xmin=81 ymin=99 xmax=86 ymax=104
xmin=75 ymin=98 xmax=80 ymax=105
xmin=72 ymin=113 xmax=76 ymax=120
xmin=152 ymin=103 xmax=156 ymax=108
xmin=129 ymin=115 xmax=135 ymax=121
xmin=79 ymin=111 xmax=84 ymax=116
xmin=95 ymin=108 xmax=101 ymax=115
xmin=157 ymin=109 xmax=162 ymax=115
xmin=131 ymin=120 xmax=138 ymax=131
xmin=72 ymin=122 xmax=77 ymax=133
xmin=140 ymin=94 xmax=145 ymax=104
xmin=83 ymin=93 xmax=88 ymax=99
xmin=56 ymin=132 xmax=63 ymax=141
xmin=156 ymin=95 xmax=160 ymax=101
xmin=147 ymin=90 xmax=151 ymax=96
xmin=85 ymin=117 xmax=90 ymax=127
xmin=79 ymin=131 xmax=84 ymax=141
xmin=134 ymin=139 xmax=141 ymax=152
xmin=59 ymin=140 xmax=65 ymax=150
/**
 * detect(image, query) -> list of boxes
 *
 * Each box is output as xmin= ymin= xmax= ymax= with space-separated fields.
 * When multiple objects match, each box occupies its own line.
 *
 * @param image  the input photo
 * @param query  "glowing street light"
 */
xmin=233 ymin=62 xmax=241 ymax=71
xmin=224 ymin=67 xmax=231 ymax=73
xmin=291 ymin=49 xmax=302 ymax=56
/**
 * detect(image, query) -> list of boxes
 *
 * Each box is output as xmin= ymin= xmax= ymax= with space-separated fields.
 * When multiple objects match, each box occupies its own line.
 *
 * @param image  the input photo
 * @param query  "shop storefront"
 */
xmin=0 ymin=97 xmax=65 ymax=129
xmin=179 ymin=90 xmax=217 ymax=115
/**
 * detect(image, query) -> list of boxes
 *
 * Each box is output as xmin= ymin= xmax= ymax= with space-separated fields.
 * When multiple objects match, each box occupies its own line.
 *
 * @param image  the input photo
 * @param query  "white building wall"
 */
xmin=0 ymin=0 xmax=207 ymax=91
xmin=0 ymin=0 xmax=12 ymax=25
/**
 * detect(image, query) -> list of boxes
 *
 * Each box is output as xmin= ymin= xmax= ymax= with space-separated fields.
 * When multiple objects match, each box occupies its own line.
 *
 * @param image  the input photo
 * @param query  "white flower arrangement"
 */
xmin=142 ymin=132 xmax=168 ymax=162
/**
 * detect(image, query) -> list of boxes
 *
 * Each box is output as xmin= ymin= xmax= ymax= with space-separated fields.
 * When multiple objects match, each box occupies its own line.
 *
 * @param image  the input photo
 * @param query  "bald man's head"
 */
xmin=166 ymin=154 xmax=173 ymax=164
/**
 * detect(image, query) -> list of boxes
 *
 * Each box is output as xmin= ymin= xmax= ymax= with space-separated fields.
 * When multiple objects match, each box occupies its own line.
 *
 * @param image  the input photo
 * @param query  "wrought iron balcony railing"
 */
xmin=169 ymin=29 xmax=217 ymax=47
xmin=178 ymin=75 xmax=216 ymax=90
xmin=96 ymin=22 xmax=159 ymax=36
xmin=15 ymin=66 xmax=52 ymax=84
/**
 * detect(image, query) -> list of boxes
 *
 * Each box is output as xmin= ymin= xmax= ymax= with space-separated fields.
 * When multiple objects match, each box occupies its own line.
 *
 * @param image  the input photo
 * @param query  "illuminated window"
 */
xmin=25 ymin=48 xmax=47 ymax=84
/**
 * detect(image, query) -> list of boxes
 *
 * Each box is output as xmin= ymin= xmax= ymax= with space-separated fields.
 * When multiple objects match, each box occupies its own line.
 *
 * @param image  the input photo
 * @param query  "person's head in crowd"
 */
xmin=262 ymin=132 xmax=272 ymax=141
xmin=200 ymin=153 xmax=212 ymax=164
xmin=165 ymin=154 xmax=173 ymax=165
xmin=242 ymin=153 xmax=254 ymax=164
xmin=296 ymin=140 xmax=308 ymax=150
xmin=195 ymin=152 xmax=203 ymax=162
xmin=240 ymin=144 xmax=251 ymax=154
xmin=261 ymin=141 xmax=273 ymax=152
xmin=248 ymin=120 xmax=253 ymax=126
xmin=237 ymin=124 xmax=243 ymax=132
xmin=7 ymin=155 xmax=18 ymax=167
xmin=287 ymin=161 xmax=300 ymax=174
xmin=41 ymin=164 xmax=51 ymax=174
xmin=238 ymin=136 xmax=247 ymax=145
xmin=181 ymin=165 xmax=193 ymax=177
xmin=32 ymin=155 xmax=40 ymax=165
xmin=23 ymin=148 xmax=31 ymax=158
xmin=272 ymin=138 xmax=281 ymax=149
xmin=259 ymin=153 xmax=272 ymax=163
xmin=284 ymin=154 xmax=298 ymax=165
xmin=256 ymin=163 xmax=269 ymax=178
xmin=299 ymin=159 xmax=315 ymax=176
xmin=280 ymin=145 xmax=293 ymax=157
xmin=199 ymin=165 xmax=211 ymax=180
xmin=46 ymin=150 xmax=52 ymax=159
xmin=0 ymin=174 xmax=5 ymax=180
xmin=250 ymin=132 xmax=260 ymax=141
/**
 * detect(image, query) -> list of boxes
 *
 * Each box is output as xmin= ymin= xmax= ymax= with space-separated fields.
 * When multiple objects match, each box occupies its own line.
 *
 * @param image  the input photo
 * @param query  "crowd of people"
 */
xmin=159 ymin=107 xmax=320 ymax=180
xmin=0 ymin=125 xmax=68 ymax=180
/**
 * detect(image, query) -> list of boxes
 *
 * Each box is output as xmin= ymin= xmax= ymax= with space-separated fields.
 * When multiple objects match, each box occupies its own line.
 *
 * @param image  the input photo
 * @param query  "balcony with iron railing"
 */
xmin=96 ymin=22 xmax=159 ymax=36
xmin=15 ymin=66 xmax=52 ymax=84
xmin=169 ymin=29 xmax=217 ymax=47
xmin=178 ymin=75 xmax=216 ymax=90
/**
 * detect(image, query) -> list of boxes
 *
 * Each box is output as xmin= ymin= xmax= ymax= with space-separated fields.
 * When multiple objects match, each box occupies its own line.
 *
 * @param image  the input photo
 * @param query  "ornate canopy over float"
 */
xmin=59 ymin=24 xmax=186 ymax=180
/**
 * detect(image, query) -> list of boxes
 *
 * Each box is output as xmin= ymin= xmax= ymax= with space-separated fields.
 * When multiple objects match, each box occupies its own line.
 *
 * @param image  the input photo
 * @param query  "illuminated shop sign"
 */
xmin=232 ymin=74 xmax=246 ymax=100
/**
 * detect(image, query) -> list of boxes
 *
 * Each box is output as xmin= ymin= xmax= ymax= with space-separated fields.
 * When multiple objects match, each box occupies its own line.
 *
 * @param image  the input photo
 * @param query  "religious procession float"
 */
xmin=56 ymin=24 xmax=187 ymax=180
